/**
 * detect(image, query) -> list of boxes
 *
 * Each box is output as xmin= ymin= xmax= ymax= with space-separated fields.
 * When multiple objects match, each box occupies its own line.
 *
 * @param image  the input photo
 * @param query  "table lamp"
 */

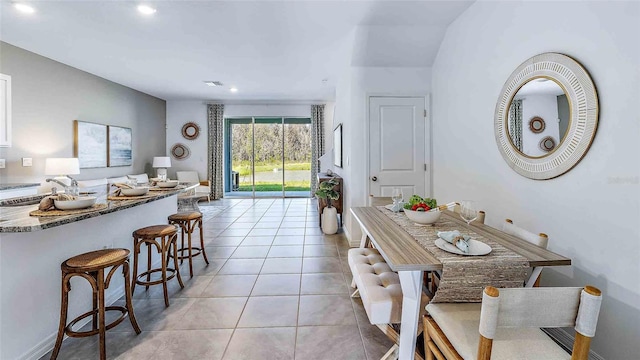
xmin=152 ymin=156 xmax=171 ymax=180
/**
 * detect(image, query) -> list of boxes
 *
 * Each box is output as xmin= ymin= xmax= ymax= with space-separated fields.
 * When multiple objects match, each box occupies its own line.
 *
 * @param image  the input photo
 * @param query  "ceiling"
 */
xmin=0 ymin=1 xmax=473 ymax=101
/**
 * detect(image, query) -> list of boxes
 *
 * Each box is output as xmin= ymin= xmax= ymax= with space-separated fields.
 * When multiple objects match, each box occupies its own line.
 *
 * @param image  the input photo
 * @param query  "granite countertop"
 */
xmin=0 ymin=183 xmax=41 ymax=191
xmin=0 ymin=185 xmax=187 ymax=233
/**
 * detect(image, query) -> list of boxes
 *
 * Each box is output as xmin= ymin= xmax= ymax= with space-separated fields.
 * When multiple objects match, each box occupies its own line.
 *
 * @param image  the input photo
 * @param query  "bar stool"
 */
xmin=51 ymin=249 xmax=141 ymax=360
xmin=168 ymin=212 xmax=209 ymax=278
xmin=131 ymin=224 xmax=184 ymax=307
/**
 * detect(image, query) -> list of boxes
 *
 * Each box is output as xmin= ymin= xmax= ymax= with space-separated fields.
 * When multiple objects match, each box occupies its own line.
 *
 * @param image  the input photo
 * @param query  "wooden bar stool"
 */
xmin=168 ymin=212 xmax=209 ymax=278
xmin=51 ymin=249 xmax=141 ymax=360
xmin=131 ymin=224 xmax=184 ymax=307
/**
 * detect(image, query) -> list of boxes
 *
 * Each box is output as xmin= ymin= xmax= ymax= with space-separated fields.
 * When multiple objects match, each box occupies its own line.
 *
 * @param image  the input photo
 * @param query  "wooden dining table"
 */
xmin=350 ymin=198 xmax=571 ymax=360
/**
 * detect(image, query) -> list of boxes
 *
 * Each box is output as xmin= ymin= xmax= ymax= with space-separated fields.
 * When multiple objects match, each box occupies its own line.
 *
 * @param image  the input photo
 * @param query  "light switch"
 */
xmin=22 ymin=158 xmax=33 ymax=167
xmin=0 ymin=159 xmax=5 ymax=169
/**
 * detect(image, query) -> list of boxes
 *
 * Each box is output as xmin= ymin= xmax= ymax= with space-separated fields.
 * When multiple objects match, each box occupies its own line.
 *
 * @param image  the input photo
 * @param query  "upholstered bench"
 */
xmin=348 ymin=247 xmax=428 ymax=360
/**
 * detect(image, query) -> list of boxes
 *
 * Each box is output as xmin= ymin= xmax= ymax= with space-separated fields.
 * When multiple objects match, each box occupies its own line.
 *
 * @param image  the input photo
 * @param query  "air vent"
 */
xmin=204 ymin=81 xmax=224 ymax=87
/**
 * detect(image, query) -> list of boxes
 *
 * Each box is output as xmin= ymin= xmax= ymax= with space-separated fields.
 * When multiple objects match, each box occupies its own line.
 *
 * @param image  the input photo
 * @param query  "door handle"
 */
xmin=371 ymin=176 xmax=377 ymax=182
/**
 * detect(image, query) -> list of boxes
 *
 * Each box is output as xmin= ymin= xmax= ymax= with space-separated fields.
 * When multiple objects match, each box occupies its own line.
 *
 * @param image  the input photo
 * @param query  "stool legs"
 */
xmin=170 ymin=217 xmax=209 ymax=278
xmin=97 ymin=268 xmax=106 ymax=360
xmin=50 ymin=275 xmax=70 ymax=360
xmin=199 ymin=218 xmax=209 ymax=265
xmin=122 ymin=260 xmax=142 ymax=334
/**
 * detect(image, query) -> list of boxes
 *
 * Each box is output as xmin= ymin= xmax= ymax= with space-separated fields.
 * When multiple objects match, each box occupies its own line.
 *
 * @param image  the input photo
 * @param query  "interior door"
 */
xmin=369 ymin=96 xmax=427 ymax=199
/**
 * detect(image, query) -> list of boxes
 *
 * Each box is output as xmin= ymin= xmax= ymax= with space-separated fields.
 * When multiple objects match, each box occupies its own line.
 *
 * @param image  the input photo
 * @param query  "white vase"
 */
xmin=321 ymin=206 xmax=338 ymax=235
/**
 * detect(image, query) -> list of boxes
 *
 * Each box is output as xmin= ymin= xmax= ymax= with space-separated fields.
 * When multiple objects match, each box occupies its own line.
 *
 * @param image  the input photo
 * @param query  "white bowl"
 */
xmin=120 ymin=187 xmax=149 ymax=196
xmin=404 ymin=208 xmax=442 ymax=225
xmin=157 ymin=180 xmax=179 ymax=188
xmin=54 ymin=196 xmax=97 ymax=210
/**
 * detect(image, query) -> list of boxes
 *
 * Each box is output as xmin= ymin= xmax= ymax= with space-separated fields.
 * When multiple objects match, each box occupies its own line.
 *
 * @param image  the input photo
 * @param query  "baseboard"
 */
xmin=542 ymin=328 xmax=605 ymax=360
xmin=343 ymin=225 xmax=357 ymax=247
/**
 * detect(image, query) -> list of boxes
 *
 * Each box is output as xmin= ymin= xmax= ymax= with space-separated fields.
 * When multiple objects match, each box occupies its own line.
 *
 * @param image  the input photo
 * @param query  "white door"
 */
xmin=369 ymin=96 xmax=428 ymax=199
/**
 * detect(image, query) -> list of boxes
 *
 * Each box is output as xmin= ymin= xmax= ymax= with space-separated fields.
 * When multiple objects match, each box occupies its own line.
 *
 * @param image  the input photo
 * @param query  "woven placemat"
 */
xmin=107 ymin=194 xmax=155 ymax=201
xmin=30 ymin=203 xmax=108 ymax=217
xmin=149 ymin=185 xmax=186 ymax=191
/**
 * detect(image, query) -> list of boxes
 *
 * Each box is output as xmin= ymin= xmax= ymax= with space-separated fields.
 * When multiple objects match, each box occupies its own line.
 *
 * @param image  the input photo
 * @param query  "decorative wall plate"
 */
xmin=181 ymin=122 xmax=200 ymax=140
xmin=529 ymin=116 xmax=546 ymax=133
xmin=539 ymin=136 xmax=556 ymax=152
xmin=171 ymin=143 xmax=191 ymax=160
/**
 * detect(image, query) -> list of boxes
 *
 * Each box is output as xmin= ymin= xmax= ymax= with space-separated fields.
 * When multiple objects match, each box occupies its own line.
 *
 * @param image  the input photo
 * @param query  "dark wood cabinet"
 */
xmin=316 ymin=173 xmax=343 ymax=227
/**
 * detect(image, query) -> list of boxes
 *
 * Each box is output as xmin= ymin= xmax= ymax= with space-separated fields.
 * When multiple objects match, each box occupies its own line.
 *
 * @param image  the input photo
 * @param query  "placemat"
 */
xmin=377 ymin=206 xmax=528 ymax=303
xmin=107 ymin=194 xmax=155 ymax=201
xmin=30 ymin=203 xmax=108 ymax=217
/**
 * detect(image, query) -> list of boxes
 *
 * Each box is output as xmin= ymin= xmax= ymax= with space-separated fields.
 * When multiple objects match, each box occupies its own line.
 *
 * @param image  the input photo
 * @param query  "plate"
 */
xmin=434 ymin=238 xmax=492 ymax=256
xmin=54 ymin=196 xmax=97 ymax=210
xmin=384 ymin=204 xmax=404 ymax=212
xmin=157 ymin=180 xmax=179 ymax=188
xmin=120 ymin=187 xmax=149 ymax=196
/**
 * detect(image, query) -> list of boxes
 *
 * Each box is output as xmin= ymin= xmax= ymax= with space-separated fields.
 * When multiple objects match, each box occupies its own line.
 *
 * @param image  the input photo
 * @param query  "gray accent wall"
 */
xmin=0 ymin=42 xmax=166 ymax=185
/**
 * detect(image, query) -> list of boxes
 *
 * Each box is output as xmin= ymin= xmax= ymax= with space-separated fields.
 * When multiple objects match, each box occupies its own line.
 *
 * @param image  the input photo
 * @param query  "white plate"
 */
xmin=384 ymin=204 xmax=404 ymax=212
xmin=120 ymin=187 xmax=149 ymax=196
xmin=54 ymin=196 xmax=97 ymax=210
xmin=434 ymin=238 xmax=492 ymax=256
xmin=157 ymin=180 xmax=179 ymax=188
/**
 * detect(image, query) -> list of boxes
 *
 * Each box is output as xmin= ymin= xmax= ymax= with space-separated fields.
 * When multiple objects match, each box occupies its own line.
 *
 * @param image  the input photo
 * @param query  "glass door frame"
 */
xmin=224 ymin=116 xmax=311 ymax=198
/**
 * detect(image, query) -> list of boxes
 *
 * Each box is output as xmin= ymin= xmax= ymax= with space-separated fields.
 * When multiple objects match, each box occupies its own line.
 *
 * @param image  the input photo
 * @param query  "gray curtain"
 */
xmin=310 ymin=104 xmax=325 ymax=196
xmin=509 ymin=99 xmax=523 ymax=151
xmin=207 ymin=104 xmax=224 ymax=200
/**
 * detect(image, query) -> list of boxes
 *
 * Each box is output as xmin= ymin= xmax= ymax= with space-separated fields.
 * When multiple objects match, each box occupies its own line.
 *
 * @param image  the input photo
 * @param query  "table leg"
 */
xmin=398 ymin=270 xmax=423 ymax=360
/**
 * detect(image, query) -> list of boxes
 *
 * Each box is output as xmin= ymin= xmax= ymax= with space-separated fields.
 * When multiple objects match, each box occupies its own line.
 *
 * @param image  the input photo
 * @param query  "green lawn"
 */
xmin=234 ymin=162 xmax=311 ymax=176
xmin=238 ymin=180 xmax=310 ymax=192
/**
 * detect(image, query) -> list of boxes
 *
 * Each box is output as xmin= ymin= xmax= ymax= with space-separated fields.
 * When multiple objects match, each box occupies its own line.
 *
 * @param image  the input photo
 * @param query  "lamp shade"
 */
xmin=45 ymin=158 xmax=80 ymax=175
xmin=152 ymin=156 xmax=171 ymax=168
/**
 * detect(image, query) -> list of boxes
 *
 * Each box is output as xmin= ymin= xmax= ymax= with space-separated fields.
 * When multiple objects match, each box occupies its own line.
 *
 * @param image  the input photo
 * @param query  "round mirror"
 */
xmin=181 ymin=122 xmax=200 ymax=140
xmin=171 ymin=143 xmax=191 ymax=160
xmin=506 ymin=78 xmax=568 ymax=157
xmin=495 ymin=53 xmax=598 ymax=180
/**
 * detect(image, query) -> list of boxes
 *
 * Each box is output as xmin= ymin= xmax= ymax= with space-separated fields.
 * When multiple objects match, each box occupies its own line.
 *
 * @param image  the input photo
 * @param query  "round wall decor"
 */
xmin=171 ymin=143 xmax=191 ymax=160
xmin=529 ymin=116 xmax=546 ymax=133
xmin=181 ymin=122 xmax=200 ymax=140
xmin=539 ymin=136 xmax=556 ymax=152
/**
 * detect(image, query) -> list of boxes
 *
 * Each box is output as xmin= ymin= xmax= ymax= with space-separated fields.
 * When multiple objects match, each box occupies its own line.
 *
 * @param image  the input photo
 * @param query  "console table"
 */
xmin=316 ymin=173 xmax=343 ymax=227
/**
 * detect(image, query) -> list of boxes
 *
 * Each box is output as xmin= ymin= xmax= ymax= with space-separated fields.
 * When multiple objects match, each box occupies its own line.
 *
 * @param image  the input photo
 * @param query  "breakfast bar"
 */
xmin=0 ymin=185 xmax=193 ymax=360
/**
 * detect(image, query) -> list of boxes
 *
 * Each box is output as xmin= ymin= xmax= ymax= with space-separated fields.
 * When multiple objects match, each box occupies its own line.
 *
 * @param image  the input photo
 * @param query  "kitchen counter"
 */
xmin=0 ymin=182 xmax=40 ymax=190
xmin=0 ymin=185 xmax=184 ymax=233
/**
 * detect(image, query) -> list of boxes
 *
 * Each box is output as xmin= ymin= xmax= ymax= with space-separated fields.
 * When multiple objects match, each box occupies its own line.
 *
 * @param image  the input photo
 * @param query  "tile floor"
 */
xmin=43 ymin=198 xmax=393 ymax=360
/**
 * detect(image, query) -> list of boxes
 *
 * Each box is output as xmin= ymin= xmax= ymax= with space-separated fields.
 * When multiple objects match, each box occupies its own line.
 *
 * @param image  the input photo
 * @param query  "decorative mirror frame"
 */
xmin=181 ymin=122 xmax=200 ymax=140
xmin=494 ymin=53 xmax=599 ymax=180
xmin=171 ymin=143 xmax=191 ymax=160
xmin=528 ymin=116 xmax=546 ymax=134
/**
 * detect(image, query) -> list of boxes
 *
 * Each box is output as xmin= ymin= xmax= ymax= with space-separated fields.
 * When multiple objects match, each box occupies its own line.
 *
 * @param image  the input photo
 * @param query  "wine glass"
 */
xmin=391 ymin=188 xmax=403 ymax=213
xmin=459 ymin=200 xmax=478 ymax=225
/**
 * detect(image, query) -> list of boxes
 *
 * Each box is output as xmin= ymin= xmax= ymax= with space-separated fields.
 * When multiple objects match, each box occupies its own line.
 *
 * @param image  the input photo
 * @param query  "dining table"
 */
xmin=350 ymin=198 xmax=571 ymax=360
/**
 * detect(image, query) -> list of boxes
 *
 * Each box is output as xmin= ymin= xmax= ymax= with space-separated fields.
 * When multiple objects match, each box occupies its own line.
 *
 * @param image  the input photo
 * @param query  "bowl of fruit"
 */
xmin=403 ymin=195 xmax=441 ymax=225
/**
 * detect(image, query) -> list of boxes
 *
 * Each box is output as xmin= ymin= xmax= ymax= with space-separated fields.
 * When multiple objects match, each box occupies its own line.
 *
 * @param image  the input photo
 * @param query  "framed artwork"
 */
xmin=108 ymin=125 xmax=132 ymax=167
xmin=74 ymin=120 xmax=107 ymax=168
xmin=333 ymin=124 xmax=342 ymax=168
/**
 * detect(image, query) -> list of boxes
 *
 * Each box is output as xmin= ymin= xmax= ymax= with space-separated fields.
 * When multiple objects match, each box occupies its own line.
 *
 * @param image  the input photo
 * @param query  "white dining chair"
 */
xmin=423 ymin=285 xmax=602 ymax=360
xmin=176 ymin=171 xmax=210 ymax=202
xmin=502 ymin=219 xmax=549 ymax=287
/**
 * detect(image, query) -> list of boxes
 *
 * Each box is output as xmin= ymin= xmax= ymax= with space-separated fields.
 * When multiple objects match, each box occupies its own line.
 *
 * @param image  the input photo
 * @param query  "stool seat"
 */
xmin=168 ymin=212 xmax=202 ymax=221
xmin=64 ymin=249 xmax=129 ymax=270
xmin=133 ymin=224 xmax=177 ymax=238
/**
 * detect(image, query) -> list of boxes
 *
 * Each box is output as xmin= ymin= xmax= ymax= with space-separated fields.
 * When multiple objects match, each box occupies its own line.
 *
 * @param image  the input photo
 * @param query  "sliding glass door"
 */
xmin=225 ymin=117 xmax=311 ymax=198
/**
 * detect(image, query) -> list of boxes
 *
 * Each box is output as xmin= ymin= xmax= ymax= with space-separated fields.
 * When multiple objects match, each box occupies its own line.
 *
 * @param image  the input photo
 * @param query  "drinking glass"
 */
xmin=459 ymin=200 xmax=478 ymax=225
xmin=391 ymin=188 xmax=403 ymax=212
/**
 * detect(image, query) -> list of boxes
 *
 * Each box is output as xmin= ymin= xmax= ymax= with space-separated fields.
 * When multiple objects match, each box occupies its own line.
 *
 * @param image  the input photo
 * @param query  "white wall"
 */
xmin=165 ymin=102 xmax=332 ymax=181
xmin=431 ymin=1 xmax=640 ymax=359
xmin=333 ymin=66 xmax=432 ymax=241
xmin=0 ymin=42 xmax=166 ymax=186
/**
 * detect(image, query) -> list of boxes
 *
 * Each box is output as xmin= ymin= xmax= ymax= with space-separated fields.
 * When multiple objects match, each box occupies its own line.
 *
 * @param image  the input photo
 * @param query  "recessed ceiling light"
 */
xmin=137 ymin=4 xmax=156 ymax=15
xmin=230 ymin=87 xmax=238 ymax=93
xmin=14 ymin=3 xmax=35 ymax=14
xmin=204 ymin=81 xmax=223 ymax=87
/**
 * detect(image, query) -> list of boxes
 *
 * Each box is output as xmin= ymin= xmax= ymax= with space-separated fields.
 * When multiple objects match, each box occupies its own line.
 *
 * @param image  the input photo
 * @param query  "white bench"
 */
xmin=348 ymin=247 xmax=428 ymax=360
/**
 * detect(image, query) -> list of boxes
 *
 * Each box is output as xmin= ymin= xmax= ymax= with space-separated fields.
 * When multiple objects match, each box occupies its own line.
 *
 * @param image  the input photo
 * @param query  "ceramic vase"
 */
xmin=321 ymin=206 xmax=338 ymax=235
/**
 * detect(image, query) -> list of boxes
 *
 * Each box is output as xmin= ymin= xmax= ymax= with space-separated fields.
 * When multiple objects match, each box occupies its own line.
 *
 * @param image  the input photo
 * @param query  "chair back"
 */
xmin=77 ymin=178 xmax=108 ymax=188
xmin=176 ymin=171 xmax=200 ymax=183
xmin=127 ymin=174 xmax=149 ymax=184
xmin=478 ymin=286 xmax=602 ymax=359
xmin=503 ymin=219 xmax=548 ymax=249
xmin=107 ymin=176 xmax=128 ymax=185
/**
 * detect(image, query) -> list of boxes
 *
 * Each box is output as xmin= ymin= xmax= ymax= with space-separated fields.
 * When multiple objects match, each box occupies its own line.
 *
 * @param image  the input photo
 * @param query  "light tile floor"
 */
xmin=43 ymin=198 xmax=393 ymax=360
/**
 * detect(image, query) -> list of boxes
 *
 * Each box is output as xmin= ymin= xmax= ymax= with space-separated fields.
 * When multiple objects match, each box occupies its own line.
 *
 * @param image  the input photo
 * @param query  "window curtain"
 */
xmin=509 ymin=99 xmax=523 ymax=151
xmin=207 ymin=104 xmax=224 ymax=200
xmin=310 ymin=104 xmax=325 ymax=196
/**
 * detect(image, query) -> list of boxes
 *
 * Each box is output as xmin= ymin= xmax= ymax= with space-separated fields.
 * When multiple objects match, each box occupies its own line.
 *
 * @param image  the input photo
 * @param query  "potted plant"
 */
xmin=315 ymin=177 xmax=340 ymax=234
